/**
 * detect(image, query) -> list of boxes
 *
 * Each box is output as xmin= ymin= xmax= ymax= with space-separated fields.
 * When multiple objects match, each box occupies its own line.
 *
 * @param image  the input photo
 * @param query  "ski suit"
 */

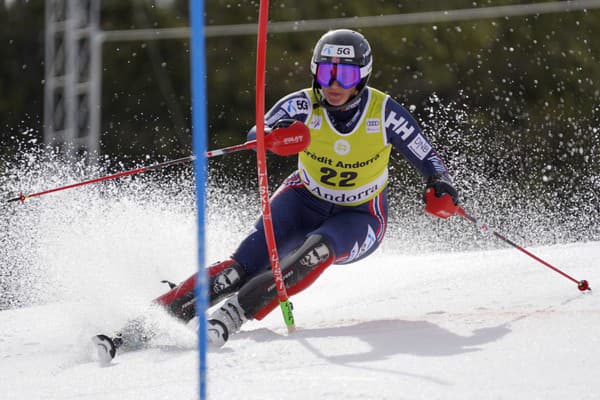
xmin=156 ymin=86 xmax=451 ymax=322
xmin=239 ymin=86 xmax=448 ymax=270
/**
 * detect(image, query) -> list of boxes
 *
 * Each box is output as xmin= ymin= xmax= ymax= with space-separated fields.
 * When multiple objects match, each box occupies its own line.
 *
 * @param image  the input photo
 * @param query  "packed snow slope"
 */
xmin=0 ymin=217 xmax=598 ymax=399
xmin=0 ymin=155 xmax=598 ymax=399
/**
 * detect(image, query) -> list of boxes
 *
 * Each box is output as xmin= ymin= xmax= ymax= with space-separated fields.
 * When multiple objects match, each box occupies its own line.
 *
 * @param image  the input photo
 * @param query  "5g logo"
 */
xmin=321 ymin=45 xmax=355 ymax=58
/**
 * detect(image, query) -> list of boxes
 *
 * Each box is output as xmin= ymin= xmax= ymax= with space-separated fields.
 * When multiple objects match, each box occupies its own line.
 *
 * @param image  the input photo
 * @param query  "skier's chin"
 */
xmin=324 ymin=93 xmax=347 ymax=106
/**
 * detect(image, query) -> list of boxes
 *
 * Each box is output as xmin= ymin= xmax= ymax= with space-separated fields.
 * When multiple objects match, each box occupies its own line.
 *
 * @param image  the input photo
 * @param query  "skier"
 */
xmin=97 ymin=29 xmax=460 ymax=355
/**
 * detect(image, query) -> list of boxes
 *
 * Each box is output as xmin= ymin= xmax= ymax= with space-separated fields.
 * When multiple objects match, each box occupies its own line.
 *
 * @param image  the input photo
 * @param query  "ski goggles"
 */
xmin=316 ymin=62 xmax=362 ymax=89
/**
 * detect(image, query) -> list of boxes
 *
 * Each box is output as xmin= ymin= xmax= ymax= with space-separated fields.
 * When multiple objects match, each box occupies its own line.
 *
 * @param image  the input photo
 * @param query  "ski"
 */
xmin=92 ymin=316 xmax=157 ymax=363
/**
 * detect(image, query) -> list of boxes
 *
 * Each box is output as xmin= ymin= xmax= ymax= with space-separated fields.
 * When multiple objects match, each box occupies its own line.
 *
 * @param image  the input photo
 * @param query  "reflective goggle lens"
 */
xmin=316 ymin=63 xmax=361 ymax=89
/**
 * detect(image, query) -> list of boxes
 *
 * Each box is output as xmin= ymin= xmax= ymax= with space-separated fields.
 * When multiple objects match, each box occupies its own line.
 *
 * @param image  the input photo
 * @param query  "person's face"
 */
xmin=322 ymin=81 xmax=358 ymax=106
xmin=316 ymin=62 xmax=361 ymax=106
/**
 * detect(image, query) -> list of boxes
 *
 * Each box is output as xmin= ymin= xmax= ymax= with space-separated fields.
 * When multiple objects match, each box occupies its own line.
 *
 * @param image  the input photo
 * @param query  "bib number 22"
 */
xmin=319 ymin=167 xmax=357 ymax=187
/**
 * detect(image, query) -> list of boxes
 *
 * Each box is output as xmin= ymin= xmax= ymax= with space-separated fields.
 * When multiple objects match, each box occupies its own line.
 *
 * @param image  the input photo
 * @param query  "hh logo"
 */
xmin=385 ymin=111 xmax=415 ymax=139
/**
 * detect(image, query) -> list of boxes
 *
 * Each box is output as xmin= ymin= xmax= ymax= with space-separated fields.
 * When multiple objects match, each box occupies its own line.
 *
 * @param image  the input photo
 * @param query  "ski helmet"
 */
xmin=310 ymin=29 xmax=373 ymax=110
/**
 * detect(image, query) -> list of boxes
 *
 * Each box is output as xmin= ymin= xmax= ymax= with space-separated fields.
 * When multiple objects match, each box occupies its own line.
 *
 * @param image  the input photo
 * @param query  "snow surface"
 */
xmin=0 ymin=163 xmax=598 ymax=399
xmin=1 ymin=232 xmax=598 ymax=398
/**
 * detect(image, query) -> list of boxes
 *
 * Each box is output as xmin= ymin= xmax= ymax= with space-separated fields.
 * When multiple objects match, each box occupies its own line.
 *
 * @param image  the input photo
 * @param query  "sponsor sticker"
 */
xmin=321 ymin=44 xmax=355 ymax=58
xmin=366 ymin=118 xmax=380 ymax=133
xmin=299 ymin=244 xmax=330 ymax=268
xmin=407 ymin=134 xmax=432 ymax=160
xmin=334 ymin=139 xmax=351 ymax=155
xmin=285 ymin=98 xmax=309 ymax=117
xmin=309 ymin=115 xmax=322 ymax=129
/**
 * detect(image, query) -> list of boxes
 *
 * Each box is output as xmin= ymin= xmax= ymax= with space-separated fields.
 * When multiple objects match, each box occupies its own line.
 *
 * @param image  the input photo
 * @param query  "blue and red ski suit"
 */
xmin=236 ymin=86 xmax=449 ymax=275
xmin=156 ymin=86 xmax=452 ymax=321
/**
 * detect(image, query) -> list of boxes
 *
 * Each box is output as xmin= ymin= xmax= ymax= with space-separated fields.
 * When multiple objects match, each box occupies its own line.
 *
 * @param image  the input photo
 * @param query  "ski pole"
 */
xmin=206 ymin=121 xmax=309 ymax=158
xmin=8 ymin=123 xmax=310 ymax=204
xmin=8 ymin=155 xmax=194 ymax=204
xmin=456 ymin=206 xmax=591 ymax=292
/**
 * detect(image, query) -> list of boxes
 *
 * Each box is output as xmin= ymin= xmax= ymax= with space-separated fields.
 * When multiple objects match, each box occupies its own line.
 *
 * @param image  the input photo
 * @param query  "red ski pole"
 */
xmin=8 ymin=156 xmax=195 ymax=204
xmin=456 ymin=206 xmax=591 ymax=292
xmin=8 ymin=125 xmax=309 ymax=204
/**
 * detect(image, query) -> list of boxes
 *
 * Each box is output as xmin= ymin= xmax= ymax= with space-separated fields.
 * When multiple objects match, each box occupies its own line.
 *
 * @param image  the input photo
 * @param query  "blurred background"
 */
xmin=1 ymin=1 xmax=599 ymax=309
xmin=1 ymin=0 xmax=598 ymax=186
xmin=0 ymin=0 xmax=600 ymax=192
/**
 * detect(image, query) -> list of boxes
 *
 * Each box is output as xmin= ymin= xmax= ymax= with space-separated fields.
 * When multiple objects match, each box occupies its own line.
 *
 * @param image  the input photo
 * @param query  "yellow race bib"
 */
xmin=299 ymin=88 xmax=392 ymax=206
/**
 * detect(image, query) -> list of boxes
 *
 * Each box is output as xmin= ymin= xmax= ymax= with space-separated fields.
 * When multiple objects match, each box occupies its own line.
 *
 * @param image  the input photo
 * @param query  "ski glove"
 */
xmin=423 ymin=174 xmax=459 ymax=205
xmin=423 ymin=174 xmax=460 ymax=219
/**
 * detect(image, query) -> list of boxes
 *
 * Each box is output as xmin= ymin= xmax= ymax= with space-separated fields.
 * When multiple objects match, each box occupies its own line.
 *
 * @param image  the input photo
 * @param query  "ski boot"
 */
xmin=207 ymin=295 xmax=248 ymax=348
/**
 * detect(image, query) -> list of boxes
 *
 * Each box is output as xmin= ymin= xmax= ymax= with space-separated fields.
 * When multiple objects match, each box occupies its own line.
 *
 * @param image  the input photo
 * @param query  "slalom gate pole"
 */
xmin=8 ymin=126 xmax=310 ymax=204
xmin=456 ymin=206 xmax=591 ymax=292
xmin=254 ymin=0 xmax=296 ymax=332
xmin=190 ymin=0 xmax=207 ymax=398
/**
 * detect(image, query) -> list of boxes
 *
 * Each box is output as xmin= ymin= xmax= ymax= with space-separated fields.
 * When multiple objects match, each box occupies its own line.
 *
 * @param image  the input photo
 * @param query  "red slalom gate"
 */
xmin=254 ymin=0 xmax=296 ymax=332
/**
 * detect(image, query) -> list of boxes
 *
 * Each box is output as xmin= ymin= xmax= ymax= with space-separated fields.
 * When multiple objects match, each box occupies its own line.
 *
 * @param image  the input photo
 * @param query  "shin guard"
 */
xmin=237 ymin=234 xmax=335 ymax=321
xmin=154 ymin=259 xmax=246 ymax=323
